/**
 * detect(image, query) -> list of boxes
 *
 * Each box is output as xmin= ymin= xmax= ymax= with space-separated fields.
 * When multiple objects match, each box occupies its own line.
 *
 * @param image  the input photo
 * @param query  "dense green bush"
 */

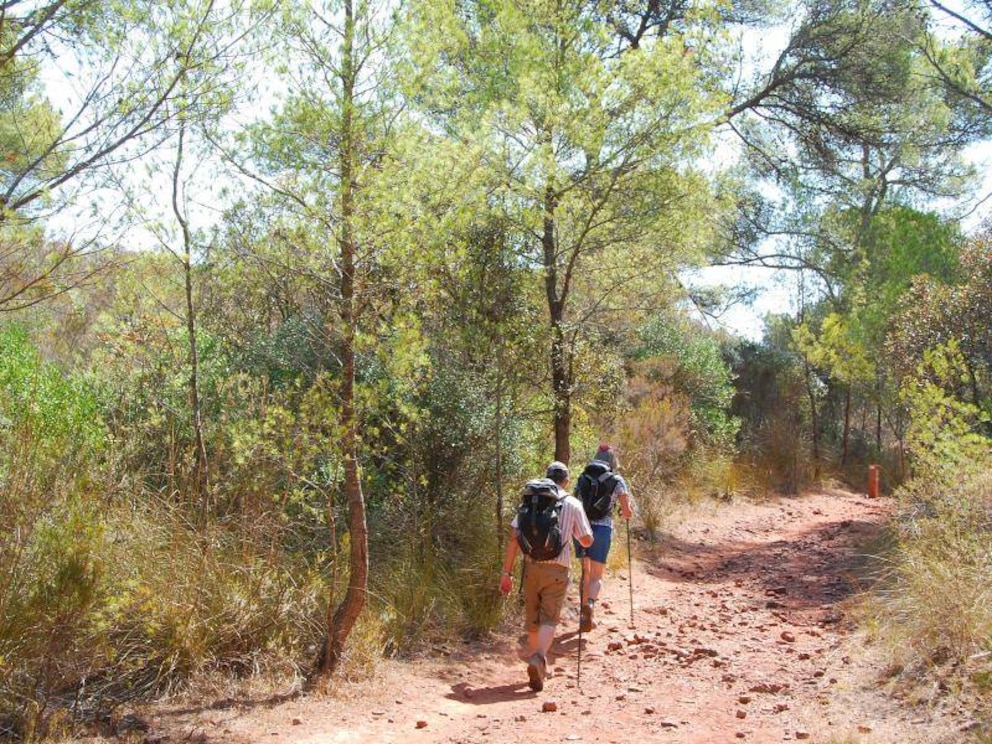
xmin=365 ymin=361 xmax=525 ymax=647
xmin=729 ymin=335 xmax=820 ymax=494
xmin=0 ymin=325 xmax=105 ymax=481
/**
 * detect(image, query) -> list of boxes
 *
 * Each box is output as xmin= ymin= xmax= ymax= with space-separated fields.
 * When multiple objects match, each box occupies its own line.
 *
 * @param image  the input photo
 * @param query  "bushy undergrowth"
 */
xmin=0 ymin=327 xmax=327 ymax=738
xmin=861 ymin=342 xmax=992 ymax=727
xmin=368 ymin=481 xmax=505 ymax=654
xmin=0 ymin=326 xmax=110 ymax=739
xmin=864 ymin=467 xmax=992 ymax=728
xmin=0 ymin=495 xmax=328 ymax=740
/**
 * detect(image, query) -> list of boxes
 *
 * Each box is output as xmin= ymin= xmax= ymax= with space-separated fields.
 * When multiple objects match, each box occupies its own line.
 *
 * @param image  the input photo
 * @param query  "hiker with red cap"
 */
xmin=499 ymin=461 xmax=593 ymax=691
xmin=574 ymin=443 xmax=634 ymax=632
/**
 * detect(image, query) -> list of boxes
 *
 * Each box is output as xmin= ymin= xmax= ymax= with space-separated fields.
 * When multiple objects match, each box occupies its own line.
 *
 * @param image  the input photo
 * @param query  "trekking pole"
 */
xmin=627 ymin=518 xmax=635 ymax=628
xmin=577 ymin=551 xmax=586 ymax=688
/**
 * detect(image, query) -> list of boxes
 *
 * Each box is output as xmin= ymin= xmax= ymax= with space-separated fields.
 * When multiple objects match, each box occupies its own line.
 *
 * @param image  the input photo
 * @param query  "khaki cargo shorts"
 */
xmin=523 ymin=560 xmax=570 ymax=630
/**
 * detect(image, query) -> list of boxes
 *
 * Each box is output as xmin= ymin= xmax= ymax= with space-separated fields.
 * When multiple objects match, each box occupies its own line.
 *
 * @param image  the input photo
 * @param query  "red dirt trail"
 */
xmin=140 ymin=490 xmax=976 ymax=744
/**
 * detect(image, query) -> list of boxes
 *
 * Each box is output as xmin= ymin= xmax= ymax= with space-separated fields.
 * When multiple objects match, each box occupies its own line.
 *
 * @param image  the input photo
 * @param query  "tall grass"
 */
xmin=868 ymin=471 xmax=992 ymax=676
xmin=0 ymin=494 xmax=330 ymax=739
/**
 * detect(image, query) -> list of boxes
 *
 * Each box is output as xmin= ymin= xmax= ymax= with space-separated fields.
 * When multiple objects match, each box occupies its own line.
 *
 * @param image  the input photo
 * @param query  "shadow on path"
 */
xmin=633 ymin=498 xmax=894 ymax=615
xmin=447 ymin=681 xmax=536 ymax=705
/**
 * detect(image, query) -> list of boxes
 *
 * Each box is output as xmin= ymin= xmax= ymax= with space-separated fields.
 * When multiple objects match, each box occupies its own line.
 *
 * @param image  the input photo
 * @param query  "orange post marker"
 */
xmin=867 ymin=464 xmax=880 ymax=498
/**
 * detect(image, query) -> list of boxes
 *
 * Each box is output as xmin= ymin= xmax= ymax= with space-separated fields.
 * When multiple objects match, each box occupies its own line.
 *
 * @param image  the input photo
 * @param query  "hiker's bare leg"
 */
xmin=536 ymin=623 xmax=555 ymax=658
xmin=587 ymin=560 xmax=606 ymax=602
xmin=581 ymin=556 xmax=592 ymax=600
xmin=526 ymin=628 xmax=539 ymax=657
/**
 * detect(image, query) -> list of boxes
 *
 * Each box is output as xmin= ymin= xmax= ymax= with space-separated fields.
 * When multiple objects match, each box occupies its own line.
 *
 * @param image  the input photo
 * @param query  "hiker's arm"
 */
xmin=619 ymin=491 xmax=633 ymax=520
xmin=617 ymin=478 xmax=633 ymax=520
xmin=576 ymin=509 xmax=594 ymax=548
xmin=499 ymin=532 xmax=519 ymax=594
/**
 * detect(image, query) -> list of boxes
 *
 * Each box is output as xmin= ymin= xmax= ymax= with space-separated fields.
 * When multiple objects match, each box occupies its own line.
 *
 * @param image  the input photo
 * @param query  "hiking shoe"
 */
xmin=526 ymin=653 xmax=545 ymax=692
xmin=580 ymin=602 xmax=594 ymax=633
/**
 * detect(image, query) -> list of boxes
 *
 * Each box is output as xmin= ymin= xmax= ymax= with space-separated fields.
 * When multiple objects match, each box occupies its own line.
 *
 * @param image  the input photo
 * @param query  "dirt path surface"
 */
xmin=141 ymin=490 xmax=974 ymax=744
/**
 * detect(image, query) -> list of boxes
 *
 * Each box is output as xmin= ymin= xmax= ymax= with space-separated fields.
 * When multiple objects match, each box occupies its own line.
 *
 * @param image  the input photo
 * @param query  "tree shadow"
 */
xmin=447 ymin=681 xmax=537 ymax=705
xmin=633 ymin=510 xmax=893 ymax=614
xmin=552 ymin=628 xmax=588 ymax=654
xmin=94 ymin=689 xmax=304 ymax=741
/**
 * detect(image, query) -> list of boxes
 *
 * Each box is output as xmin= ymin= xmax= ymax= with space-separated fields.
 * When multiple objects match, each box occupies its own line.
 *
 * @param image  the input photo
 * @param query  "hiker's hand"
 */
xmin=620 ymin=503 xmax=633 ymax=520
xmin=499 ymin=574 xmax=512 ymax=594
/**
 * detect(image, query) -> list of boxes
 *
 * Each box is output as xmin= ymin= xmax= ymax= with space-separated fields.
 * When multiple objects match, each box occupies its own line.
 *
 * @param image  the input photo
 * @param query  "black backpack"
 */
xmin=515 ymin=478 xmax=565 ymax=561
xmin=576 ymin=460 xmax=618 ymax=521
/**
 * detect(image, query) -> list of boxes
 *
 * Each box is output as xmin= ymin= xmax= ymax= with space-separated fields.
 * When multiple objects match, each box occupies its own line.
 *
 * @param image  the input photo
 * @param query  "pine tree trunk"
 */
xmin=314 ymin=0 xmax=368 ymax=679
xmin=841 ymin=386 xmax=851 ymax=468
xmin=803 ymin=358 xmax=821 ymax=483
xmin=543 ymin=182 xmax=571 ymax=464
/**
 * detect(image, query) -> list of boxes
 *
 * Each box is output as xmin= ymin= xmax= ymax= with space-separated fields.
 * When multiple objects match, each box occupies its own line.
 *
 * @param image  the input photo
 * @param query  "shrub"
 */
xmin=0 ymin=326 xmax=109 ymax=738
xmin=863 ymin=338 xmax=992 ymax=725
xmin=899 ymin=340 xmax=990 ymax=484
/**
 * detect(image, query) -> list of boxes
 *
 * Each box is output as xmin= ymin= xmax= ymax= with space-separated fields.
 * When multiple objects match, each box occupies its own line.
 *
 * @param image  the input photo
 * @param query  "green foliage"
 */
xmin=0 ymin=325 xmax=105 ymax=478
xmin=793 ymin=314 xmax=873 ymax=387
xmin=0 ymin=29 xmax=67 ymax=207
xmin=887 ymin=232 xmax=992 ymax=412
xmin=216 ymin=372 xmax=341 ymax=533
xmin=95 ymin=315 xmax=228 ymax=497
xmin=923 ymin=1 xmax=992 ymax=119
xmin=0 ymin=326 xmax=110 ymax=737
xmin=0 ymin=496 xmax=107 ymax=740
xmin=358 ymin=343 xmax=538 ymax=651
xmin=899 ymin=340 xmax=990 ymax=481
xmin=5 ymin=0 xmax=992 ymax=729
xmin=856 ymin=207 xmax=961 ymax=307
xmin=632 ymin=316 xmax=740 ymax=450
xmin=729 ymin=0 xmax=982 ymax=490
xmin=406 ymin=0 xmax=728 ymax=460
xmin=613 ymin=316 xmax=744 ymax=525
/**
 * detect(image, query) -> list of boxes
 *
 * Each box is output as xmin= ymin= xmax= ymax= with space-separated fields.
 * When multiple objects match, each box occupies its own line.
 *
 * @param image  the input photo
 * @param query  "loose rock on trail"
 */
xmin=140 ymin=490 xmax=974 ymax=743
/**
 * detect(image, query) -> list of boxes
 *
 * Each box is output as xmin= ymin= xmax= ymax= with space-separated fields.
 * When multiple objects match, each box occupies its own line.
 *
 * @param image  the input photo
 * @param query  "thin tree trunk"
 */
xmin=171 ymin=121 xmax=208 ymax=511
xmin=876 ymin=404 xmax=882 ymax=454
xmin=543 ymin=182 xmax=571 ymax=464
xmin=803 ymin=357 xmax=821 ymax=483
xmin=495 ymin=351 xmax=505 ymax=550
xmin=841 ymin=386 xmax=851 ymax=468
xmin=315 ymin=0 xmax=368 ymax=679
xmin=551 ymin=319 xmax=571 ymax=464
